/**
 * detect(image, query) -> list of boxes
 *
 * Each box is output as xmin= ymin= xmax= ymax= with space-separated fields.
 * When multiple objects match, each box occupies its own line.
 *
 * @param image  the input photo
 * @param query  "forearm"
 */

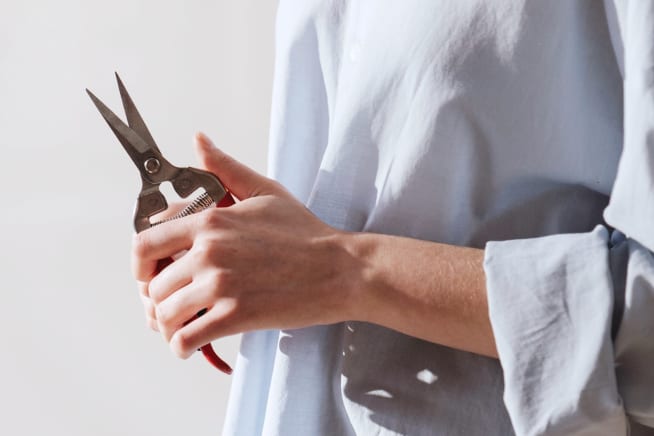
xmin=340 ymin=231 xmax=498 ymax=358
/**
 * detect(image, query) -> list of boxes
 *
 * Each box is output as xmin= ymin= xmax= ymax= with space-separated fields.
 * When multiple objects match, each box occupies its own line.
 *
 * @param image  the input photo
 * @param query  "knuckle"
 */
xmin=131 ymin=232 xmax=149 ymax=259
xmin=138 ymin=281 xmax=150 ymax=297
xmin=171 ymin=332 xmax=192 ymax=359
xmin=192 ymin=241 xmax=219 ymax=266
xmin=192 ymin=241 xmax=210 ymax=259
xmin=198 ymin=208 xmax=222 ymax=229
xmin=217 ymin=298 xmax=241 ymax=322
xmin=141 ymin=295 xmax=156 ymax=318
xmin=147 ymin=281 xmax=161 ymax=303
xmin=147 ymin=318 xmax=159 ymax=332
xmin=205 ymin=305 xmax=237 ymax=338
xmin=154 ymin=303 xmax=171 ymax=325
xmin=268 ymin=179 xmax=285 ymax=194
xmin=157 ymin=322 xmax=175 ymax=343
xmin=207 ymin=270 xmax=231 ymax=297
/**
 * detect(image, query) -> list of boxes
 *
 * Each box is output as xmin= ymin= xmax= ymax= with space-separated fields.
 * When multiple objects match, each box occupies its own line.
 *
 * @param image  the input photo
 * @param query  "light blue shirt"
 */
xmin=223 ymin=2 xmax=654 ymax=435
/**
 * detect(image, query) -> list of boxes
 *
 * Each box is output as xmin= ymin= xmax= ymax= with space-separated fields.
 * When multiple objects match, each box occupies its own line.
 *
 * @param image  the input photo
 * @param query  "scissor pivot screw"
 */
xmin=144 ymin=158 xmax=161 ymax=174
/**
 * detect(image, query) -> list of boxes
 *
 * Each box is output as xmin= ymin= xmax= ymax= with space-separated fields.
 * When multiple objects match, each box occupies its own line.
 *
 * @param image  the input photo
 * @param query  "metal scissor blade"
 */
xmin=86 ymin=88 xmax=153 ymax=169
xmin=114 ymin=72 xmax=160 ymax=152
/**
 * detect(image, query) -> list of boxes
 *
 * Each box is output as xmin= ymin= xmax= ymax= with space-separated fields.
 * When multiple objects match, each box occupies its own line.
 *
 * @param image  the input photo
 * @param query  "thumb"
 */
xmin=194 ymin=132 xmax=274 ymax=200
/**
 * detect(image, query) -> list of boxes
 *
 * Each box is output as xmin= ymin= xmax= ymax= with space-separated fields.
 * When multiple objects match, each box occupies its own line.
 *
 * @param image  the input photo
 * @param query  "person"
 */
xmin=132 ymin=2 xmax=654 ymax=435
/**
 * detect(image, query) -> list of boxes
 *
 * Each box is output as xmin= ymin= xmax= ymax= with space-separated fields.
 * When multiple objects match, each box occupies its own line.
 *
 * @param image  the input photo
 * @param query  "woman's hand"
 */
xmin=132 ymin=133 xmax=360 ymax=359
xmin=134 ymin=133 xmax=497 ymax=361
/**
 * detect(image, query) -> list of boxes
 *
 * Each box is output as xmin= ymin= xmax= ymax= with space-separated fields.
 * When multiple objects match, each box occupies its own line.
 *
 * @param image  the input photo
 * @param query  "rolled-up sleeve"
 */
xmin=485 ymin=228 xmax=628 ymax=435
xmin=484 ymin=1 xmax=654 ymax=435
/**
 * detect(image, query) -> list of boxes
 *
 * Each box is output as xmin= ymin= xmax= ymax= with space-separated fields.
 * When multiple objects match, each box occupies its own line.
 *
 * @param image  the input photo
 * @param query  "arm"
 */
xmin=134 ymin=133 xmax=496 ymax=359
xmin=345 ymin=232 xmax=496 ymax=358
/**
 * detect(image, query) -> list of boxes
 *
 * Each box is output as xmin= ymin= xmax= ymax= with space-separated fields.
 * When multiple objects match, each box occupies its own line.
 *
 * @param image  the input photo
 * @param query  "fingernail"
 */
xmin=194 ymin=132 xmax=206 ymax=145
xmin=195 ymin=132 xmax=214 ymax=149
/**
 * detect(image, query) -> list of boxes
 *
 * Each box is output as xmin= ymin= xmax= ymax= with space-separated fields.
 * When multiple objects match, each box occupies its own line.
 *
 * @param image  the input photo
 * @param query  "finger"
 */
xmin=140 ymin=294 xmax=156 ymax=319
xmin=169 ymin=300 xmax=238 ymax=359
xmin=137 ymin=280 xmax=149 ymax=297
xmin=132 ymin=219 xmax=196 ymax=261
xmin=140 ymin=294 xmax=159 ymax=332
xmin=194 ymin=132 xmax=279 ymax=200
xmin=131 ymin=219 xmax=196 ymax=281
xmin=148 ymin=252 xmax=197 ymax=305
xmin=147 ymin=318 xmax=159 ymax=332
xmin=155 ymin=280 xmax=214 ymax=343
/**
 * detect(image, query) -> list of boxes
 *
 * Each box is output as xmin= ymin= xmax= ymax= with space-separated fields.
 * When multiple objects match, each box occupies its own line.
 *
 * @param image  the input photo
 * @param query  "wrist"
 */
xmin=331 ymin=231 xmax=379 ymax=323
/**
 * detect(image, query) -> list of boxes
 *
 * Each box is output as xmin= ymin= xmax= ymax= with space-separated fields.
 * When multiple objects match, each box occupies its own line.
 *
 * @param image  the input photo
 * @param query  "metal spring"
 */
xmin=151 ymin=191 xmax=215 ymax=227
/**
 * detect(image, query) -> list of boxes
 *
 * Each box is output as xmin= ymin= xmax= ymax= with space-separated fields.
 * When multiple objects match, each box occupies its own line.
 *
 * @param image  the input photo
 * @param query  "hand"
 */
xmin=136 ymin=202 xmax=190 ymax=333
xmin=132 ymin=133 xmax=359 ymax=359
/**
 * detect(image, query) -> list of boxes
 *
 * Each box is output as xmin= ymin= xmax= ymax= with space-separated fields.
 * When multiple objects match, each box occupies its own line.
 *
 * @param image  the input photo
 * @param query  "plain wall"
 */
xmin=0 ymin=1 xmax=276 ymax=435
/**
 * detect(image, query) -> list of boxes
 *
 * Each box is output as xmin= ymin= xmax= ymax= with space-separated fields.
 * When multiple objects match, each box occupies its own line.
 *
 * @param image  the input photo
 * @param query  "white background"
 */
xmin=0 ymin=1 xmax=277 ymax=434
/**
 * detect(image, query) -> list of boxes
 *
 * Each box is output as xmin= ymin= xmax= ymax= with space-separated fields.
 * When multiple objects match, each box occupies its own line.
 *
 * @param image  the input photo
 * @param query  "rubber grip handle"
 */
xmin=155 ymin=191 xmax=236 ymax=374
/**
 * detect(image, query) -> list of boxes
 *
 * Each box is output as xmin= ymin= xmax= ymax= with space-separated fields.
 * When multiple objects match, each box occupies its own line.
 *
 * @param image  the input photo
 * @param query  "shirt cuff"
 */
xmin=484 ymin=225 xmax=626 ymax=436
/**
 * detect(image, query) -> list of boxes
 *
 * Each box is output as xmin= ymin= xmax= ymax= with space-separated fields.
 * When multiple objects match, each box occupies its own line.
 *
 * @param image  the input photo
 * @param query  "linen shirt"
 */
xmin=223 ymin=1 xmax=654 ymax=435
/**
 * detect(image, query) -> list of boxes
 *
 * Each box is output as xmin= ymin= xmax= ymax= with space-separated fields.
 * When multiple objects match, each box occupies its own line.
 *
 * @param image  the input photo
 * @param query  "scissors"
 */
xmin=86 ymin=73 xmax=234 ymax=374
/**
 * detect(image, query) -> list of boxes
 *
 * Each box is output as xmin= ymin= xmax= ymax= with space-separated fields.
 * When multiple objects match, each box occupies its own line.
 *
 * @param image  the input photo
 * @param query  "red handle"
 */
xmin=156 ymin=192 xmax=236 ymax=374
